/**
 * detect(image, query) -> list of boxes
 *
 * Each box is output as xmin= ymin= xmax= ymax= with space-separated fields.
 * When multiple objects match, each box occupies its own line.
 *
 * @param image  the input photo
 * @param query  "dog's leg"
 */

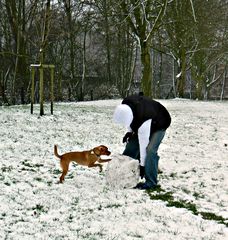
xmin=60 ymin=160 xmax=69 ymax=183
xmin=88 ymin=163 xmax=103 ymax=172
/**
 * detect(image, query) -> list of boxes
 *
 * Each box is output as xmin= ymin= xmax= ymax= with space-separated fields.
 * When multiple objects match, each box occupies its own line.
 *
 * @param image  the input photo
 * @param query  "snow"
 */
xmin=176 ymin=72 xmax=182 ymax=78
xmin=105 ymin=154 xmax=140 ymax=189
xmin=0 ymin=99 xmax=228 ymax=240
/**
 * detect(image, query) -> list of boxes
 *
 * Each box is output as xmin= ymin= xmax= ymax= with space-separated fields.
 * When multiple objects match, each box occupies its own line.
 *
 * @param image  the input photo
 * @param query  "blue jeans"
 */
xmin=123 ymin=130 xmax=166 ymax=187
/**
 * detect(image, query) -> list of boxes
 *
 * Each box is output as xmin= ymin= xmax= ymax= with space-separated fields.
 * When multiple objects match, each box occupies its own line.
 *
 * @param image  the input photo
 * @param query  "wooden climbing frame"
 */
xmin=30 ymin=64 xmax=54 ymax=116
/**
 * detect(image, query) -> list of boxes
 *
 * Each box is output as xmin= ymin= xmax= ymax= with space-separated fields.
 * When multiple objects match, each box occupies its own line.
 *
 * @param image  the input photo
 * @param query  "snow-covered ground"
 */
xmin=0 ymin=99 xmax=227 ymax=240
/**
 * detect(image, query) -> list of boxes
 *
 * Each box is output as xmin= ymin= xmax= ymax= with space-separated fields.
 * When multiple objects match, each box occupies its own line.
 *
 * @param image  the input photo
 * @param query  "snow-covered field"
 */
xmin=0 ymin=99 xmax=227 ymax=240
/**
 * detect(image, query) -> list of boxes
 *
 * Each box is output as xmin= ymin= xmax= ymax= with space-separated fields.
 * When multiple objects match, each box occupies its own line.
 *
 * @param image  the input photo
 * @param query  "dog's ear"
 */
xmin=93 ymin=147 xmax=101 ymax=156
xmin=99 ymin=145 xmax=108 ymax=151
xmin=93 ymin=145 xmax=111 ymax=156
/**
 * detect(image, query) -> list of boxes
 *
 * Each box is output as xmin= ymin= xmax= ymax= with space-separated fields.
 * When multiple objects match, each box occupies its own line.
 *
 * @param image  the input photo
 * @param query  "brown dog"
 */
xmin=54 ymin=145 xmax=111 ymax=183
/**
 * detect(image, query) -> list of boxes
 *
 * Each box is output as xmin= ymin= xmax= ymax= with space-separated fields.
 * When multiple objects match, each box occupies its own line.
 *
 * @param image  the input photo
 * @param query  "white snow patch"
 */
xmin=105 ymin=154 xmax=140 ymax=189
xmin=0 ymin=99 xmax=228 ymax=239
xmin=176 ymin=72 xmax=182 ymax=78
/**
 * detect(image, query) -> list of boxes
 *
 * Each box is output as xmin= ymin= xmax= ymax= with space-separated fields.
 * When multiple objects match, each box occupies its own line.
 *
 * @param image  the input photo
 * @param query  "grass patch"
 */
xmin=51 ymin=169 xmax=62 ymax=175
xmin=106 ymin=203 xmax=122 ymax=209
xmin=22 ymin=160 xmax=44 ymax=168
xmin=21 ymin=167 xmax=36 ymax=172
xmin=21 ymin=160 xmax=33 ymax=168
xmin=150 ymin=191 xmax=173 ymax=201
xmin=34 ymin=177 xmax=43 ymax=182
xmin=4 ymin=181 xmax=11 ymax=186
xmin=167 ymin=200 xmax=198 ymax=215
xmin=200 ymin=212 xmax=226 ymax=223
xmin=1 ymin=165 xmax=13 ymax=172
xmin=31 ymin=204 xmax=48 ymax=216
xmin=147 ymin=188 xmax=227 ymax=227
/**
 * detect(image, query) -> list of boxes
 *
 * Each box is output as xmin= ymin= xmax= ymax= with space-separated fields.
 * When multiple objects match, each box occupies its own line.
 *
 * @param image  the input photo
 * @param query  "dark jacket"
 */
xmin=122 ymin=94 xmax=171 ymax=134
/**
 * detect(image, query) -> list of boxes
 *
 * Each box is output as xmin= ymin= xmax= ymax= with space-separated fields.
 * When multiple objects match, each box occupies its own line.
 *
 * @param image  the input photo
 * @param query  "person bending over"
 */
xmin=113 ymin=93 xmax=171 ymax=190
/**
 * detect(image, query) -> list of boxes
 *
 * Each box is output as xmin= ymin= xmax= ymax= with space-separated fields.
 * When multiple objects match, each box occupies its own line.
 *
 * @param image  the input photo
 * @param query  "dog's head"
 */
xmin=93 ymin=145 xmax=111 ymax=156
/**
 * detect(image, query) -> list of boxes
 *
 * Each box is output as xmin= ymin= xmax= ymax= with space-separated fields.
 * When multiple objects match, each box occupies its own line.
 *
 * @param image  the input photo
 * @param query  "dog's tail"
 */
xmin=54 ymin=145 xmax=62 ymax=159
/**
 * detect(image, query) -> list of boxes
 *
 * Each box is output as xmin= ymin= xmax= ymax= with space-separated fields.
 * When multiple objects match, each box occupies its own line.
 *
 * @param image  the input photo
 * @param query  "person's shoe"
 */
xmin=133 ymin=182 xmax=145 ymax=189
xmin=134 ymin=182 xmax=156 ymax=190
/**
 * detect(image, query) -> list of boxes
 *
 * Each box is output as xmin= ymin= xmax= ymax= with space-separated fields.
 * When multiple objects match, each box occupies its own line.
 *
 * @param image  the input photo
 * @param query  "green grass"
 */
xmin=200 ymin=212 xmax=227 ymax=223
xmin=1 ymin=165 xmax=13 ymax=172
xmin=106 ymin=203 xmax=122 ymax=209
xmin=147 ymin=187 xmax=228 ymax=227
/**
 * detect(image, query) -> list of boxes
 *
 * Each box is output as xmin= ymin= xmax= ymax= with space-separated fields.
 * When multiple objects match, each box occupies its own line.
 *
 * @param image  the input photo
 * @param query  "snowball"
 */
xmin=105 ymin=154 xmax=140 ymax=189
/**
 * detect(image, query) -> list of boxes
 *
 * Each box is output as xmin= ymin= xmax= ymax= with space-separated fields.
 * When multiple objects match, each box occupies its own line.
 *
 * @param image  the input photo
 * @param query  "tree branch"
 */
xmin=145 ymin=0 xmax=168 ymax=43
xmin=189 ymin=0 xmax=197 ymax=22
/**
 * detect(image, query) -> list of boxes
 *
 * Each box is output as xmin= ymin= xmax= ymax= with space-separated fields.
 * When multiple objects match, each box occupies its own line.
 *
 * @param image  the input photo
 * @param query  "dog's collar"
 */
xmin=91 ymin=150 xmax=100 ymax=157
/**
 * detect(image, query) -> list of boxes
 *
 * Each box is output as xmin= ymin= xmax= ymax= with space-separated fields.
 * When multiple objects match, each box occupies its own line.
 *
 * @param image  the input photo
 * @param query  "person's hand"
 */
xmin=122 ymin=132 xmax=133 ymax=143
xmin=140 ymin=166 xmax=145 ymax=179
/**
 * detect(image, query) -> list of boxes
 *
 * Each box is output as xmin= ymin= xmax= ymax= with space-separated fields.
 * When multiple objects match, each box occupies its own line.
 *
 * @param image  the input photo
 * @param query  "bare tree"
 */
xmin=0 ymin=0 xmax=228 ymax=104
xmin=120 ymin=0 xmax=168 ymax=97
xmin=163 ymin=0 xmax=198 ymax=98
xmin=191 ymin=0 xmax=228 ymax=99
xmin=5 ymin=0 xmax=28 ymax=104
xmin=62 ymin=0 xmax=78 ymax=96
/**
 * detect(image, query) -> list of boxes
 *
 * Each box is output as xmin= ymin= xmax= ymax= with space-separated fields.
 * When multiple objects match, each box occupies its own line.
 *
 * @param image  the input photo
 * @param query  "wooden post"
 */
xmin=90 ymin=90 xmax=93 ymax=101
xmin=31 ymin=66 xmax=35 ymax=114
xmin=30 ymin=64 xmax=54 ymax=116
xmin=50 ymin=67 xmax=54 ymax=114
xmin=39 ymin=65 xmax=44 ymax=116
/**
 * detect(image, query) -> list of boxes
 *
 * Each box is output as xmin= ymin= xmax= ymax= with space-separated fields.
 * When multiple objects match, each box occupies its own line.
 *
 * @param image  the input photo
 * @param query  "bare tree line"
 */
xmin=0 ymin=0 xmax=228 ymax=105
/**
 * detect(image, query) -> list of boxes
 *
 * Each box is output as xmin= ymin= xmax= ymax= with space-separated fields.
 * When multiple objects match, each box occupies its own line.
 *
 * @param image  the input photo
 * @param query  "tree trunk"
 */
xmin=140 ymin=41 xmax=152 ymax=97
xmin=39 ymin=0 xmax=50 ymax=64
xmin=172 ymin=58 xmax=177 ymax=98
xmin=103 ymin=0 xmax=111 ymax=83
xmin=5 ymin=0 xmax=27 ymax=105
xmin=126 ymin=44 xmax=137 ymax=97
xmin=195 ymin=76 xmax=204 ymax=100
xmin=39 ymin=0 xmax=51 ymax=115
xmin=63 ymin=0 xmax=76 ymax=88
xmin=80 ymin=30 xmax=87 ymax=101
xmin=57 ymin=67 xmax=63 ymax=101
xmin=177 ymin=49 xmax=187 ymax=97
xmin=156 ymin=51 xmax=162 ymax=98
xmin=220 ymin=65 xmax=227 ymax=100
xmin=0 ymin=70 xmax=8 ymax=104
